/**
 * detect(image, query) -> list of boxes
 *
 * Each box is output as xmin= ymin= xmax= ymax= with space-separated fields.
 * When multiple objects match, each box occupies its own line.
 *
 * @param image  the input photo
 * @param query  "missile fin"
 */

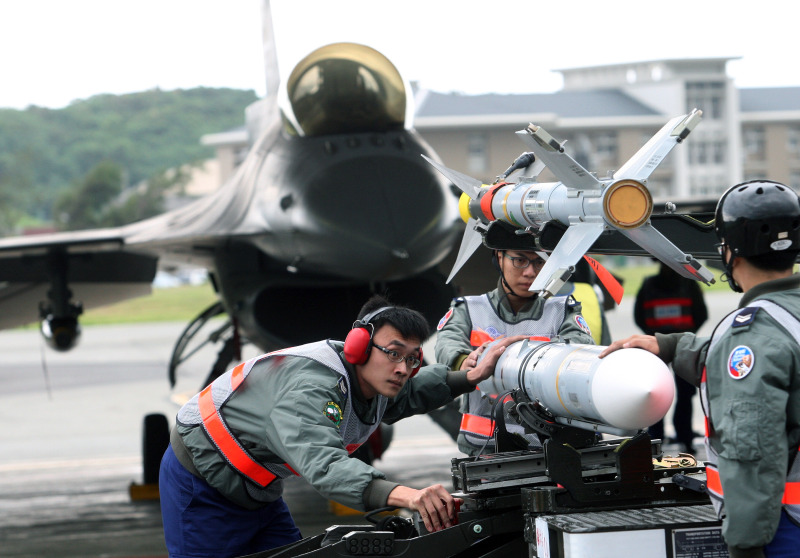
xmin=446 ymin=218 xmax=485 ymax=283
xmin=515 ymin=128 xmax=602 ymax=191
xmin=613 ymin=110 xmax=702 ymax=182
xmin=422 ymin=155 xmax=482 ymax=199
xmin=531 ymin=222 xmax=605 ymax=296
xmin=620 ymin=223 xmax=716 ymax=284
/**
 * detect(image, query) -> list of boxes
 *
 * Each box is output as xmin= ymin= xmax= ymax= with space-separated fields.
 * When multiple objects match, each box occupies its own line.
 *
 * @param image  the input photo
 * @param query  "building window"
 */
xmin=689 ymin=142 xmax=708 ymax=165
xmin=686 ymin=82 xmax=725 ymax=120
xmin=593 ymin=132 xmax=618 ymax=161
xmin=788 ymin=127 xmax=800 ymax=156
xmin=467 ymin=133 xmax=488 ymax=174
xmin=790 ymin=171 xmax=800 ymax=192
xmin=712 ymin=141 xmax=725 ymax=164
xmin=744 ymin=127 xmax=766 ymax=160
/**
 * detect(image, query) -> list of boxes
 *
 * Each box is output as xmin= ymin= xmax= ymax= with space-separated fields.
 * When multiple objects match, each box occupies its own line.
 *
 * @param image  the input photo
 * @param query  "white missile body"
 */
xmin=478 ymin=339 xmax=675 ymax=432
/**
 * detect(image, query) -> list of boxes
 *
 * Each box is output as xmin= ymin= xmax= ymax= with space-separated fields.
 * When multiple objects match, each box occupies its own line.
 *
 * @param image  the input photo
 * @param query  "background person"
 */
xmin=600 ymin=180 xmax=800 ymax=558
xmin=634 ymin=260 xmax=708 ymax=453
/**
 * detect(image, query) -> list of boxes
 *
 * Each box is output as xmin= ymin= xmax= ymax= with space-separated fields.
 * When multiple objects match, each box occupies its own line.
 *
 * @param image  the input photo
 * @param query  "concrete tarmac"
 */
xmin=0 ymin=289 xmax=738 ymax=557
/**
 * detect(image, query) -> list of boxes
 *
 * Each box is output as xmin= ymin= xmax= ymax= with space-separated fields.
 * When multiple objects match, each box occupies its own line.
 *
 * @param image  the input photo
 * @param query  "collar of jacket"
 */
xmin=739 ymin=273 xmax=800 ymax=308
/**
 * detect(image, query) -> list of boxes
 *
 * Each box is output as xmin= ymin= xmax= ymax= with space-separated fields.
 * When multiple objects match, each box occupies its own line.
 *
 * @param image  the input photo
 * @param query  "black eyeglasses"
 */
xmin=372 ymin=343 xmax=421 ymax=370
xmin=503 ymin=253 xmax=546 ymax=270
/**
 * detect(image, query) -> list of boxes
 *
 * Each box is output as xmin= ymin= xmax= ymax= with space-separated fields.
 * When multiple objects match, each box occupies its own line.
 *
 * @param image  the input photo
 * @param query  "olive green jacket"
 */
xmin=657 ymin=274 xmax=800 ymax=550
xmin=175 ymin=340 xmax=474 ymax=511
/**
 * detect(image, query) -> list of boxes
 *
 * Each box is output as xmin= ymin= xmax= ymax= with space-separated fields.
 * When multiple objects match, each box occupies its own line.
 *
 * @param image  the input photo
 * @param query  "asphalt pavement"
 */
xmin=0 ymin=288 xmax=738 ymax=557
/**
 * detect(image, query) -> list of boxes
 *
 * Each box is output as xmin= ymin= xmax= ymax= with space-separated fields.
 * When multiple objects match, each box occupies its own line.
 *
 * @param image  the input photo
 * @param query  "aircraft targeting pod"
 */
xmin=424 ymin=109 xmax=716 ymax=299
xmin=479 ymin=338 xmax=675 ymax=434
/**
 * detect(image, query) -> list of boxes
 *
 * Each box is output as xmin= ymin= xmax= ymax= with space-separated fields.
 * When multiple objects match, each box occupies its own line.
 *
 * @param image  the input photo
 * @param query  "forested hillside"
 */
xmin=0 ymin=87 xmax=258 ymax=232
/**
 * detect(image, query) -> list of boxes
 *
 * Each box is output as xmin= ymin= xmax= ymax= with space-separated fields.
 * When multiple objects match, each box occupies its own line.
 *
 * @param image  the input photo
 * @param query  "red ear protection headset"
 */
xmin=343 ymin=306 xmax=423 ymax=376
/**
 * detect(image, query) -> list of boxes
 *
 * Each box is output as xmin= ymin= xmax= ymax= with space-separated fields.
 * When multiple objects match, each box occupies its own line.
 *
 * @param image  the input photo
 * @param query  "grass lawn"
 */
xmin=609 ymin=260 xmax=728 ymax=298
xmin=72 ymin=260 xmax=730 ymax=326
xmin=81 ymin=283 xmax=219 ymax=325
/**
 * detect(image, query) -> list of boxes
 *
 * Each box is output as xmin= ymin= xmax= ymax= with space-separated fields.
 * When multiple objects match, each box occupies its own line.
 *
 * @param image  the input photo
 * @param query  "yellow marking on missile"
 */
xmin=458 ymin=192 xmax=471 ymax=223
xmin=501 ymin=188 xmax=523 ymax=228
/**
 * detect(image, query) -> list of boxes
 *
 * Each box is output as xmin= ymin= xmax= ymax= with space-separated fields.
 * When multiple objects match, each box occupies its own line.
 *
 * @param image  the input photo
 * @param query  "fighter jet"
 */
xmin=0 ymin=12 xmax=460 ymax=372
xmin=425 ymin=109 xmax=716 ymax=299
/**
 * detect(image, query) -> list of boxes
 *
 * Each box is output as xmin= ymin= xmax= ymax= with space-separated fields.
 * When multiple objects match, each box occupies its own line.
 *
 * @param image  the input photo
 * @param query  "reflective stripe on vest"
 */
xmin=182 ymin=341 xmax=385 ymax=489
xmin=460 ymin=413 xmax=494 ymax=437
xmin=702 ymin=299 xmax=800 ymax=522
xmin=706 ymin=462 xmax=800 ymax=505
xmin=643 ymin=297 xmax=696 ymax=331
xmin=197 ymin=362 xmax=279 ymax=487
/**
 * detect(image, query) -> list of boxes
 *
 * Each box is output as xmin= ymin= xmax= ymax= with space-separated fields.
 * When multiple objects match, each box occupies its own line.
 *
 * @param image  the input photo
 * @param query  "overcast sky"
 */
xmin=1 ymin=0 xmax=798 ymax=110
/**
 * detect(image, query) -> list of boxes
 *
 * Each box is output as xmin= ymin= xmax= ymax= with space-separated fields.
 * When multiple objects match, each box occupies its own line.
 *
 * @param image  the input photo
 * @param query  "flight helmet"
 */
xmin=715 ymin=180 xmax=800 ymax=290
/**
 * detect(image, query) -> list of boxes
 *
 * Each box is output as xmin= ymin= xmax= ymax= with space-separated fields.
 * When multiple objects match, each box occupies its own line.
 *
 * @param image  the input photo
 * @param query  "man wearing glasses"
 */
xmin=435 ymin=247 xmax=595 ymax=456
xmin=159 ymin=294 xmax=525 ymax=557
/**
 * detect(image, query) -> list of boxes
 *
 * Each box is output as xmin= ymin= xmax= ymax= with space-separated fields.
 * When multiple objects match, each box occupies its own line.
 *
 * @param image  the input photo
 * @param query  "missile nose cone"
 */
xmin=592 ymin=348 xmax=675 ymax=430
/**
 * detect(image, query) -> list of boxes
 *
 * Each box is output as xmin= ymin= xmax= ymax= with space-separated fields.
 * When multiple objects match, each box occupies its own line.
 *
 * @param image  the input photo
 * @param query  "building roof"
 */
xmin=415 ymin=89 xmax=659 ymax=119
xmin=739 ymin=87 xmax=800 ymax=112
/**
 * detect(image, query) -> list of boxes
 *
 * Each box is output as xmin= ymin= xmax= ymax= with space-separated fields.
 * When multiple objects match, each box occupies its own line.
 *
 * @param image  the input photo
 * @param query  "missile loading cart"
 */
xmin=252 ymin=390 xmax=722 ymax=558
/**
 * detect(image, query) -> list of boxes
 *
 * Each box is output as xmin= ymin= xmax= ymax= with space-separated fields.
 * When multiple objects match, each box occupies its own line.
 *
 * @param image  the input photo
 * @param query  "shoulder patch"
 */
xmin=323 ymin=401 xmax=343 ymax=427
xmin=728 ymin=345 xmax=755 ymax=380
xmin=732 ymin=307 xmax=760 ymax=328
xmin=575 ymin=314 xmax=592 ymax=336
xmin=337 ymin=376 xmax=348 ymax=397
xmin=437 ymin=308 xmax=454 ymax=331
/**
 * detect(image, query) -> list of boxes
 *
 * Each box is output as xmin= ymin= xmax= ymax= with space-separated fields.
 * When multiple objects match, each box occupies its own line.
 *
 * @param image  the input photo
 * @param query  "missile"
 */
xmin=478 ymin=338 xmax=675 ymax=433
xmin=424 ymin=108 xmax=715 ymax=298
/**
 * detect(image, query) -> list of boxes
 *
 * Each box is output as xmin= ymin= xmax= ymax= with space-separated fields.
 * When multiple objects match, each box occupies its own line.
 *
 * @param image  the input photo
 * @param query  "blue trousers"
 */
xmin=159 ymin=444 xmax=302 ymax=558
xmin=764 ymin=510 xmax=800 ymax=557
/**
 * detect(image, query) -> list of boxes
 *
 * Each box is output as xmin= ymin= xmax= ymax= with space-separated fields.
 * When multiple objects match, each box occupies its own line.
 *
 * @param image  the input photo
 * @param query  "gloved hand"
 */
xmin=728 ymin=546 xmax=765 ymax=558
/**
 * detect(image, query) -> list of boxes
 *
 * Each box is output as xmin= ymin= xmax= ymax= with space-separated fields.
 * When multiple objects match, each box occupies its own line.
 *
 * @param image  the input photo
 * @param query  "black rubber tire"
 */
xmin=143 ymin=413 xmax=170 ymax=485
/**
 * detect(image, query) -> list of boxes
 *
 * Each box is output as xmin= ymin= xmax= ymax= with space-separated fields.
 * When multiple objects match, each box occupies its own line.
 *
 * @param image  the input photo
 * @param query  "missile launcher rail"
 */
xmin=253 ymin=430 xmax=715 ymax=558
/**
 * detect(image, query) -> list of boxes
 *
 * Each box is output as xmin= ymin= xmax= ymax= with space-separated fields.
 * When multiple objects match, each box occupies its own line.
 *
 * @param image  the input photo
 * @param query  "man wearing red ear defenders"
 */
xmin=159 ymin=294 xmax=525 ymax=558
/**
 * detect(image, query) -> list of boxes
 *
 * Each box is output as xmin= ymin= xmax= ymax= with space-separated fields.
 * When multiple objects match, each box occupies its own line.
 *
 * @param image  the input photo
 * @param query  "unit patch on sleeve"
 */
xmin=323 ymin=401 xmax=343 ymax=427
xmin=437 ymin=308 xmax=454 ymax=331
xmin=728 ymin=345 xmax=755 ymax=380
xmin=575 ymin=315 xmax=592 ymax=336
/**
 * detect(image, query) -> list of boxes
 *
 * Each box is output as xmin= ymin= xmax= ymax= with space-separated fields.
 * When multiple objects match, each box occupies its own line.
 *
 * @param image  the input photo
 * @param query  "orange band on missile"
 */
xmin=480 ymin=184 xmax=503 ymax=221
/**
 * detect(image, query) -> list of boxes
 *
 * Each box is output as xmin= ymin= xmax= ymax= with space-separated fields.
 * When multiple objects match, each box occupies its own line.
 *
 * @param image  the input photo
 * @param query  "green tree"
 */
xmin=54 ymin=160 xmax=123 ymax=230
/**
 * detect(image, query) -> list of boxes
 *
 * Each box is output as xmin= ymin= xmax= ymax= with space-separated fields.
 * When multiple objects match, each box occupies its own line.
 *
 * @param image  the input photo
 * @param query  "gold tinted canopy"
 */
xmin=285 ymin=43 xmax=407 ymax=137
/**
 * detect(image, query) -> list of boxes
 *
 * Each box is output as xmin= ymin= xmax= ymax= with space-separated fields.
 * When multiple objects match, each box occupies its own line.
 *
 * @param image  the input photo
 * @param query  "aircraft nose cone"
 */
xmin=302 ymin=148 xmax=458 ymax=280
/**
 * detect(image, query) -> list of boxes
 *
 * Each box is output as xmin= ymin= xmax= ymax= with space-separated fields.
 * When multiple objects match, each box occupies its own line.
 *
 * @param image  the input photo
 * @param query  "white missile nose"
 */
xmin=591 ymin=348 xmax=675 ymax=430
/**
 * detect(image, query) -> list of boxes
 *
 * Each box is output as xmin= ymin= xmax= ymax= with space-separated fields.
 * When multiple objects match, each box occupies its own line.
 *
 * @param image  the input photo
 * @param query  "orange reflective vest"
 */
xmin=180 ymin=341 xmax=385 ymax=489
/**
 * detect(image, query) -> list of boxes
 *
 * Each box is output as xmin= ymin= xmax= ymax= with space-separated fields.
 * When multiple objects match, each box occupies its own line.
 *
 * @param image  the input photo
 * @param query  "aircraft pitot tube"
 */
xmin=479 ymin=338 xmax=675 ymax=434
xmin=424 ymin=108 xmax=716 ymax=299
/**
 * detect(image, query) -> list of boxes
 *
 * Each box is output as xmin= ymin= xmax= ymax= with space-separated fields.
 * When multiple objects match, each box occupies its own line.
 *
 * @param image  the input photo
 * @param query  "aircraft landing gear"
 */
xmin=129 ymin=413 xmax=170 ymax=501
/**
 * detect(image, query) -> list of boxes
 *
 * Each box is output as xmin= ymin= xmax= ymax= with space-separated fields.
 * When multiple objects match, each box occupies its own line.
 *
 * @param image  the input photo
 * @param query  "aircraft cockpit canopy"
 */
xmin=281 ymin=42 xmax=408 ymax=137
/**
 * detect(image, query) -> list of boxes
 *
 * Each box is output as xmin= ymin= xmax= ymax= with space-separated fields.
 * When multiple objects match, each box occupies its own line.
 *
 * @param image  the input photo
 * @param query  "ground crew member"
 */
xmin=158 ymin=295 xmax=524 ymax=558
xmin=435 ymin=248 xmax=595 ymax=456
xmin=601 ymin=180 xmax=800 ymax=557
xmin=634 ymin=260 xmax=708 ymax=453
